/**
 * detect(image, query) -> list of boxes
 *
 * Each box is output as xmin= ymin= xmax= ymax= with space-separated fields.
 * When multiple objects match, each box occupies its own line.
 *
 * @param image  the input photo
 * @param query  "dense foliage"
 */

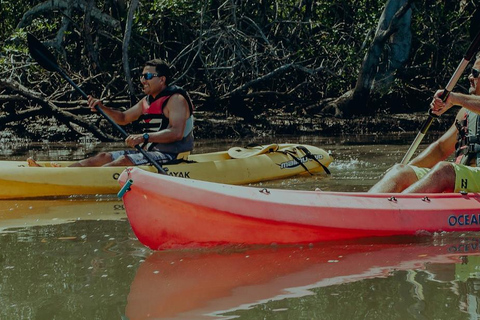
xmin=0 ymin=0 xmax=478 ymax=139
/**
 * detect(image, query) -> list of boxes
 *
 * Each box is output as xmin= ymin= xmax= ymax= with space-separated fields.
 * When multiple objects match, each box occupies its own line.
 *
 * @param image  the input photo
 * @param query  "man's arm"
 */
xmin=409 ymin=108 xmax=465 ymax=168
xmin=87 ymin=95 xmax=144 ymax=125
xmin=449 ymin=93 xmax=480 ymax=114
xmin=431 ymin=90 xmax=480 ymax=116
xmin=151 ymin=94 xmax=189 ymax=142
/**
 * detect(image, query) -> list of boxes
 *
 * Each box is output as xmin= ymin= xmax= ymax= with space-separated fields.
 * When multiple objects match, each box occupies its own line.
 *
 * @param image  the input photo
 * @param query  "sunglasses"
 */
xmin=140 ymin=72 xmax=161 ymax=80
xmin=472 ymin=68 xmax=480 ymax=78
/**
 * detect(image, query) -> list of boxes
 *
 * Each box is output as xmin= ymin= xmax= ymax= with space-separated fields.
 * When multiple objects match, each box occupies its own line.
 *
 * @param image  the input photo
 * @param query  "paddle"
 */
xmin=26 ymin=33 xmax=167 ymax=174
xmin=401 ymin=29 xmax=480 ymax=164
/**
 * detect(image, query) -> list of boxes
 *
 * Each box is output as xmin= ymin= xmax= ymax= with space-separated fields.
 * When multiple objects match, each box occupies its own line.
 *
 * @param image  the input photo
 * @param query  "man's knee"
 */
xmin=386 ymin=163 xmax=413 ymax=178
xmin=95 ymin=152 xmax=113 ymax=161
xmin=75 ymin=151 xmax=113 ymax=167
xmin=414 ymin=161 xmax=455 ymax=192
xmin=430 ymin=161 xmax=454 ymax=175
xmin=106 ymin=155 xmax=134 ymax=166
xmin=369 ymin=163 xmax=417 ymax=193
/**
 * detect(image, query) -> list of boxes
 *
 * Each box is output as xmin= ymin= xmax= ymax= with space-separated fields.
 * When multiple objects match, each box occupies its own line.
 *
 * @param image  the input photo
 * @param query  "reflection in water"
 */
xmin=125 ymin=236 xmax=480 ymax=320
xmin=0 ymin=198 xmax=125 ymax=231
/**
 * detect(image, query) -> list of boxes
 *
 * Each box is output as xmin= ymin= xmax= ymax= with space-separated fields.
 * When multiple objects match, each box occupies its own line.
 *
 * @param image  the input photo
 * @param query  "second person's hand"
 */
xmin=429 ymin=90 xmax=452 ymax=116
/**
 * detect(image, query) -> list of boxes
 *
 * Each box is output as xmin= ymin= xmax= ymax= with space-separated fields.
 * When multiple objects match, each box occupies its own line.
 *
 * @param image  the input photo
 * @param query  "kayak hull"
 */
xmin=0 ymin=144 xmax=331 ymax=199
xmin=119 ymin=167 xmax=480 ymax=250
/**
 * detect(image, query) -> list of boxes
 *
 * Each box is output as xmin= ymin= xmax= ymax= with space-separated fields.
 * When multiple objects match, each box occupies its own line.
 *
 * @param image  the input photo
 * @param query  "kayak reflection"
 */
xmin=125 ymin=236 xmax=480 ymax=319
xmin=0 ymin=198 xmax=126 ymax=231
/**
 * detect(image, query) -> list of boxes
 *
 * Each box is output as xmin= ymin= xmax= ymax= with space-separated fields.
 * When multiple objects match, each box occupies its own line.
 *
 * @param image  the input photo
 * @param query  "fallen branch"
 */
xmin=0 ymin=79 xmax=117 ymax=141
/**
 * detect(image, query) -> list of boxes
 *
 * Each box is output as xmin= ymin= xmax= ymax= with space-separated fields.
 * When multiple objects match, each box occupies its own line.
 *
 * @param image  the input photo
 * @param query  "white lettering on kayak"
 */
xmin=279 ymin=154 xmax=324 ymax=169
xmin=448 ymin=214 xmax=480 ymax=227
xmin=168 ymin=171 xmax=190 ymax=178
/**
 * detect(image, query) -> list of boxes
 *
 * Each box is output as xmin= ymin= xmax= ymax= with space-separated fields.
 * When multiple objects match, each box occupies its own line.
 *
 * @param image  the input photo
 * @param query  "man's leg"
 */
xmin=102 ymin=155 xmax=135 ymax=167
xmin=403 ymin=162 xmax=455 ymax=193
xmin=103 ymin=150 xmax=172 ymax=167
xmin=68 ymin=152 xmax=117 ymax=167
xmin=368 ymin=164 xmax=419 ymax=193
xmin=27 ymin=152 xmax=115 ymax=167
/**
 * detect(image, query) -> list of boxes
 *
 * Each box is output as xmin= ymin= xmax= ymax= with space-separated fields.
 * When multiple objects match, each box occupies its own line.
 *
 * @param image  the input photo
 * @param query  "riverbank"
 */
xmin=0 ymin=110 xmax=456 ymax=142
xmin=193 ymin=111 xmax=456 ymax=138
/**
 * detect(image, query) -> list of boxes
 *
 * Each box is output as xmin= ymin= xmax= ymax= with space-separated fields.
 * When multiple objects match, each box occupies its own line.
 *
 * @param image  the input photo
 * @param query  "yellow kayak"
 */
xmin=0 ymin=143 xmax=332 ymax=199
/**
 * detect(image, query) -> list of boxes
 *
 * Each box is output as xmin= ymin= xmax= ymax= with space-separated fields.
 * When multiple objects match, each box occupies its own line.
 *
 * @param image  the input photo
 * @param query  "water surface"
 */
xmin=2 ymin=134 xmax=477 ymax=320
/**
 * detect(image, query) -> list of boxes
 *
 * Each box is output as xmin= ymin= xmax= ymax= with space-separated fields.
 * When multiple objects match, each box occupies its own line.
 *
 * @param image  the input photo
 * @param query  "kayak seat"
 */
xmin=176 ymin=151 xmax=190 ymax=160
xmin=228 ymin=144 xmax=279 ymax=159
xmin=163 ymin=151 xmax=196 ymax=165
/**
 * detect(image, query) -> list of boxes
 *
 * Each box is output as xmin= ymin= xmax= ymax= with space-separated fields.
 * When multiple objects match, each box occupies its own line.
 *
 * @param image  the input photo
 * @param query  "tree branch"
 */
xmin=0 ymin=79 xmax=117 ymax=141
xmin=17 ymin=0 xmax=120 ymax=30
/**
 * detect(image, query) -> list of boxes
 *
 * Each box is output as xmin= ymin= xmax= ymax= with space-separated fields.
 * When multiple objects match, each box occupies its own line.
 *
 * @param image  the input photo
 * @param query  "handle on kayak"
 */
xmin=117 ymin=179 xmax=133 ymax=198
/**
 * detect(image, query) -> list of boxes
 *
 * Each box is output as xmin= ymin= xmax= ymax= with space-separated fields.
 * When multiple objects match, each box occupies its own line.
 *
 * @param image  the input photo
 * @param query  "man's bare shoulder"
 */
xmin=165 ymin=93 xmax=188 ymax=110
xmin=169 ymin=93 xmax=187 ymax=103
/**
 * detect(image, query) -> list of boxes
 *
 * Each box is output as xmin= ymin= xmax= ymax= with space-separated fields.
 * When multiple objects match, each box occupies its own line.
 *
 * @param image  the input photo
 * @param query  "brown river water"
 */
xmin=2 ymin=134 xmax=480 ymax=320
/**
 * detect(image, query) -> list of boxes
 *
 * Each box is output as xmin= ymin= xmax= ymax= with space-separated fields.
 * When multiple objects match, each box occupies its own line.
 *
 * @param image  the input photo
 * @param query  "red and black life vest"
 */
xmin=138 ymin=85 xmax=195 ymax=154
xmin=139 ymin=85 xmax=194 ymax=132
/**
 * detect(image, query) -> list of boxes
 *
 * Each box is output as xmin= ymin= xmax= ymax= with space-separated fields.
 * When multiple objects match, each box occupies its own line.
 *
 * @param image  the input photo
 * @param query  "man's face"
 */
xmin=469 ymin=58 xmax=480 ymax=96
xmin=140 ymin=65 xmax=164 ymax=96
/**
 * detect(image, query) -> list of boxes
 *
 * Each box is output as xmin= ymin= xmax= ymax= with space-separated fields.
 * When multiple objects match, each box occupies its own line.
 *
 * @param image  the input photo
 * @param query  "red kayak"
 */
xmin=119 ymin=167 xmax=480 ymax=251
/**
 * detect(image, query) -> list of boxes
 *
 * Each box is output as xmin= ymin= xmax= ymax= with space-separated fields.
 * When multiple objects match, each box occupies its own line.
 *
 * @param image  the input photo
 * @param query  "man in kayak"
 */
xmin=369 ymin=56 xmax=480 ymax=193
xmin=28 ymin=59 xmax=194 ymax=167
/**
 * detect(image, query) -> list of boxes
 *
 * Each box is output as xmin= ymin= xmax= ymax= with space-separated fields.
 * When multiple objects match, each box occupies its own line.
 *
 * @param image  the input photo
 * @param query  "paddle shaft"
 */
xmin=401 ymin=30 xmax=480 ymax=164
xmin=28 ymin=34 xmax=166 ymax=174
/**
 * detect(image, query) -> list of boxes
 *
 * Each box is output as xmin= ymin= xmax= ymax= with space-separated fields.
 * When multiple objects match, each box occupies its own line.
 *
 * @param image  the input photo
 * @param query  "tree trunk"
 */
xmin=327 ymin=0 xmax=413 ymax=117
xmin=123 ymin=0 xmax=139 ymax=105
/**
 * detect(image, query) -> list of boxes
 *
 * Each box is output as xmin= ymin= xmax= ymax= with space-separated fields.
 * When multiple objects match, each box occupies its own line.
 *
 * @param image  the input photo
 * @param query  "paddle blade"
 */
xmin=27 ymin=33 xmax=59 ymax=72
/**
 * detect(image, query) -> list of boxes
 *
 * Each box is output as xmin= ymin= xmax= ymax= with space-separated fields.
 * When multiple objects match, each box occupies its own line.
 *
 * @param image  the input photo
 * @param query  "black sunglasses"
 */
xmin=140 ymin=72 xmax=161 ymax=80
xmin=472 ymin=68 xmax=480 ymax=78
